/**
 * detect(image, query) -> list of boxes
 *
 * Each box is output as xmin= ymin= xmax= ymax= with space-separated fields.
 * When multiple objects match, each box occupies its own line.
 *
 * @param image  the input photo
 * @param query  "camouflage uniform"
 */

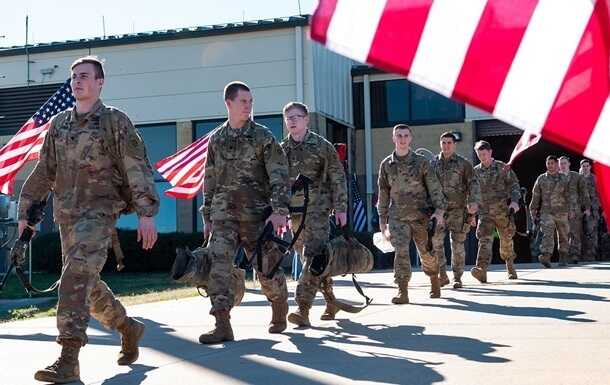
xmin=202 ymin=119 xmax=290 ymax=315
xmin=430 ymin=153 xmax=480 ymax=284
xmin=581 ymin=173 xmax=600 ymax=261
xmin=281 ymin=131 xmax=347 ymax=312
xmin=529 ymin=172 xmax=573 ymax=265
xmin=473 ymin=160 xmax=521 ymax=273
xmin=564 ymin=171 xmax=591 ymax=262
xmin=18 ymin=100 xmax=159 ymax=346
xmin=377 ymin=151 xmax=447 ymax=285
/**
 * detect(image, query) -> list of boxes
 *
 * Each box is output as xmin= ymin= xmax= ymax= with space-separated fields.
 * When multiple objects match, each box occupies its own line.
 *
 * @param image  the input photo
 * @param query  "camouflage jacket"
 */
xmin=565 ymin=170 xmax=591 ymax=213
xmin=18 ymin=100 xmax=159 ymax=224
xmin=529 ymin=172 xmax=572 ymax=215
xmin=202 ymin=119 xmax=290 ymax=223
xmin=474 ymin=159 xmax=521 ymax=216
xmin=280 ymin=130 xmax=347 ymax=214
xmin=430 ymin=152 xmax=480 ymax=211
xmin=581 ymin=173 xmax=600 ymax=213
xmin=377 ymin=150 xmax=447 ymax=223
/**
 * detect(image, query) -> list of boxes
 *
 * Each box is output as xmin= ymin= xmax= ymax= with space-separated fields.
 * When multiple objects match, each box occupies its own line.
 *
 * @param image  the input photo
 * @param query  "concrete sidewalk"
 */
xmin=1 ymin=262 xmax=609 ymax=385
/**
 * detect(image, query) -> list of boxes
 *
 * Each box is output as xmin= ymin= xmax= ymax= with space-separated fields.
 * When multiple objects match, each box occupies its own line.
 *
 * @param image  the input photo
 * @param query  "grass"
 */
xmin=0 ymin=270 xmax=286 ymax=322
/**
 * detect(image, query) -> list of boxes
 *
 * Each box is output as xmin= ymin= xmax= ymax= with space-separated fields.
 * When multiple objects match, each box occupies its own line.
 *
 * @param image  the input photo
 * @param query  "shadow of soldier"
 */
xmin=416 ymin=297 xmax=595 ymax=322
xmin=100 ymin=364 xmax=156 ymax=385
xmin=459 ymin=286 xmax=610 ymax=303
xmin=518 ymin=278 xmax=610 ymax=291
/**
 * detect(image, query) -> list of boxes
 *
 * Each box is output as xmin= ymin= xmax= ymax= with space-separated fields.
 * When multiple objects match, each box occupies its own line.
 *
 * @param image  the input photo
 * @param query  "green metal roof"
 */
xmin=0 ymin=15 xmax=309 ymax=57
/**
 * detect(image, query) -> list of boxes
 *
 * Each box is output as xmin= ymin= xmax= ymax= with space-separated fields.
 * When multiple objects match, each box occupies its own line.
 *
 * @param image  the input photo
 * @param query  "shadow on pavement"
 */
xmin=459 ymin=286 xmax=609 ymax=302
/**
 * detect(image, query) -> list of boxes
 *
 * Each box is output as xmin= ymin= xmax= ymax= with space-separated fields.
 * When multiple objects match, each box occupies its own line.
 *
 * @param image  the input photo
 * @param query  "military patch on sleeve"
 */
xmin=126 ymin=130 xmax=146 ymax=159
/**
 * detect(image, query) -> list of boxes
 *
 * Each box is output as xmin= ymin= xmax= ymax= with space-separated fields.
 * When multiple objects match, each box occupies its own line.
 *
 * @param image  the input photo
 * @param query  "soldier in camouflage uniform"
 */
xmin=529 ymin=155 xmax=573 ymax=268
xmin=377 ymin=124 xmax=446 ymax=304
xmin=559 ymin=156 xmax=591 ymax=264
xmin=430 ymin=132 xmax=480 ymax=289
xmin=579 ymin=159 xmax=600 ymax=261
xmin=470 ymin=141 xmax=521 ymax=282
xmin=279 ymin=102 xmax=348 ymax=327
xmin=200 ymin=81 xmax=291 ymax=344
xmin=18 ymin=57 xmax=160 ymax=384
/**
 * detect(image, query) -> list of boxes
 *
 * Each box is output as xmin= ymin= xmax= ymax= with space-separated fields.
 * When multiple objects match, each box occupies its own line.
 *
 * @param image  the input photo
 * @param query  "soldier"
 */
xmin=200 ymin=81 xmax=290 ymax=344
xmin=470 ymin=141 xmax=521 ymax=283
xmin=377 ymin=124 xmax=446 ymax=303
xmin=529 ymin=155 xmax=572 ymax=267
xmin=430 ymin=132 xmax=480 ymax=289
xmin=18 ymin=56 xmax=160 ymax=384
xmin=280 ymin=102 xmax=348 ymax=327
xmin=559 ymin=156 xmax=591 ymax=264
xmin=579 ymin=159 xmax=600 ymax=261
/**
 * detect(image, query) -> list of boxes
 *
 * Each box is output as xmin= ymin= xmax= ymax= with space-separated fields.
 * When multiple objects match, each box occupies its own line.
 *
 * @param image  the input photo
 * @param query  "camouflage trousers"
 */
xmin=291 ymin=212 xmax=334 ymax=309
xmin=57 ymin=214 xmax=126 ymax=347
xmin=389 ymin=216 xmax=438 ymax=284
xmin=208 ymin=220 xmax=288 ymax=314
xmin=568 ymin=210 xmax=584 ymax=260
xmin=540 ymin=212 xmax=569 ymax=259
xmin=433 ymin=209 xmax=469 ymax=279
xmin=475 ymin=212 xmax=515 ymax=270
xmin=582 ymin=213 xmax=599 ymax=261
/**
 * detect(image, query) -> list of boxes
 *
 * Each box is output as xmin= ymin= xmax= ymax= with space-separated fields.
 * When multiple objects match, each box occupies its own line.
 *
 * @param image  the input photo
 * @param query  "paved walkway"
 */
xmin=1 ymin=262 xmax=609 ymax=385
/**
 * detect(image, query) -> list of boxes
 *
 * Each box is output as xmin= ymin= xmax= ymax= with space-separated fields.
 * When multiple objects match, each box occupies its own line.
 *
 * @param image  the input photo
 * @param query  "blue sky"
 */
xmin=0 ymin=0 xmax=317 ymax=48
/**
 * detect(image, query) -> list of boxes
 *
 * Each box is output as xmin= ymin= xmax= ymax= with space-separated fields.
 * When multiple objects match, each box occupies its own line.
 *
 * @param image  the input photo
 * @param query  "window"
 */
xmin=116 ymin=123 xmax=177 ymax=233
xmin=354 ymin=79 xmax=464 ymax=128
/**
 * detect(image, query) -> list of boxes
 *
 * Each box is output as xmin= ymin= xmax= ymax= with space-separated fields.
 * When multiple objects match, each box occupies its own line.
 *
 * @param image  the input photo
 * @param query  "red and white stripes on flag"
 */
xmin=154 ymin=128 xmax=217 ymax=199
xmin=311 ymin=0 xmax=610 ymax=222
xmin=507 ymin=132 xmax=541 ymax=166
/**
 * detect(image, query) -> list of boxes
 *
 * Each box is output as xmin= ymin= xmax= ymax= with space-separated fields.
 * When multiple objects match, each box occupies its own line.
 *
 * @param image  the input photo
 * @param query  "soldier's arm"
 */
xmin=264 ymin=136 xmax=290 ymax=216
xmin=529 ymin=177 xmax=541 ymax=214
xmin=578 ymin=174 xmax=591 ymax=210
xmin=116 ymin=114 xmax=160 ymax=218
xmin=507 ymin=169 xmax=521 ymax=204
xmin=424 ymin=162 xmax=448 ymax=211
xmin=202 ymin=139 xmax=216 ymax=224
xmin=376 ymin=162 xmax=390 ymax=225
xmin=464 ymin=161 xmax=481 ymax=206
xmin=326 ymin=142 xmax=348 ymax=213
xmin=18 ymin=118 xmax=57 ymax=220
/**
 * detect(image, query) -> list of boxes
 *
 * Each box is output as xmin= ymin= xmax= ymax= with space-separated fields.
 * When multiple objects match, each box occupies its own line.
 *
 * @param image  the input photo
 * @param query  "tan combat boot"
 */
xmin=470 ymin=267 xmax=487 ymax=283
xmin=453 ymin=276 xmax=463 ymax=289
xmin=506 ymin=260 xmax=518 ymax=279
xmin=268 ymin=301 xmax=288 ymax=333
xmin=117 ymin=317 xmax=145 ymax=365
xmin=438 ymin=266 xmax=450 ymax=287
xmin=538 ymin=254 xmax=552 ymax=268
xmin=320 ymin=303 xmax=339 ymax=321
xmin=199 ymin=310 xmax=234 ymax=344
xmin=34 ymin=341 xmax=80 ymax=384
xmin=287 ymin=305 xmax=311 ymax=327
xmin=429 ymin=275 xmax=441 ymax=298
xmin=391 ymin=283 xmax=409 ymax=304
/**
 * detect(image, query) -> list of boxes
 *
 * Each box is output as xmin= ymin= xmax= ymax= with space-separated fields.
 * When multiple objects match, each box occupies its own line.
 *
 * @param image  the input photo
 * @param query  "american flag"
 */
xmin=155 ymin=128 xmax=218 ymax=199
xmin=310 ymin=0 xmax=610 ymax=227
xmin=0 ymin=80 xmax=75 ymax=195
xmin=351 ymin=174 xmax=367 ymax=232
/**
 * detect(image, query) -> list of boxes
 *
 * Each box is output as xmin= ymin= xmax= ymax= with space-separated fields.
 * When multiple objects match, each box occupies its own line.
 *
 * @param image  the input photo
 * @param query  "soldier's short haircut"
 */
xmin=580 ymin=159 xmax=591 ymax=166
xmin=440 ymin=131 xmax=456 ymax=142
xmin=559 ymin=155 xmax=571 ymax=162
xmin=71 ymin=56 xmax=105 ymax=79
xmin=224 ymin=81 xmax=251 ymax=101
xmin=393 ymin=124 xmax=412 ymax=135
xmin=546 ymin=155 xmax=558 ymax=162
xmin=474 ymin=140 xmax=491 ymax=151
xmin=283 ymin=102 xmax=309 ymax=116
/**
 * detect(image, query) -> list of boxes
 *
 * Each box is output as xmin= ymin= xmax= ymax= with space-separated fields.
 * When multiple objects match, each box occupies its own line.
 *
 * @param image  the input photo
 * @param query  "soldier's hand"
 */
xmin=267 ymin=213 xmax=287 ymax=236
xmin=508 ymin=201 xmax=520 ymax=214
xmin=204 ymin=222 xmax=213 ymax=240
xmin=432 ymin=210 xmax=445 ymax=227
xmin=569 ymin=211 xmax=575 ymax=220
xmin=467 ymin=203 xmax=479 ymax=214
xmin=335 ymin=211 xmax=347 ymax=227
xmin=18 ymin=220 xmax=35 ymax=238
xmin=584 ymin=209 xmax=591 ymax=216
xmin=137 ymin=216 xmax=157 ymax=250
xmin=380 ymin=222 xmax=390 ymax=240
